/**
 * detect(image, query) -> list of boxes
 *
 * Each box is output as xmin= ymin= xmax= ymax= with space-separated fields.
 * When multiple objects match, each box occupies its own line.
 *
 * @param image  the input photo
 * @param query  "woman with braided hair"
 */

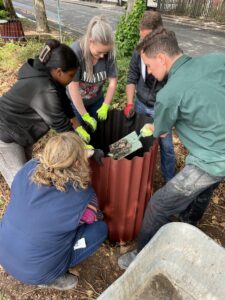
xmin=0 ymin=132 xmax=107 ymax=290
xmin=0 ymin=39 xmax=92 ymax=188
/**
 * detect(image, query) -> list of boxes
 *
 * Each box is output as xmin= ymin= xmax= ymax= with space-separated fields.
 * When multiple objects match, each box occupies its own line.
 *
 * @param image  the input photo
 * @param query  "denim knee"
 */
xmin=160 ymin=134 xmax=174 ymax=153
xmin=96 ymin=221 xmax=108 ymax=241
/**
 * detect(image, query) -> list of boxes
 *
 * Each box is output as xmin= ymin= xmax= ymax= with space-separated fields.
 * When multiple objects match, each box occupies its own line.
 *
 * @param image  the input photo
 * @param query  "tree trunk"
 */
xmin=3 ymin=0 xmax=17 ymax=19
xmin=126 ymin=0 xmax=136 ymax=15
xmin=33 ymin=0 xmax=50 ymax=33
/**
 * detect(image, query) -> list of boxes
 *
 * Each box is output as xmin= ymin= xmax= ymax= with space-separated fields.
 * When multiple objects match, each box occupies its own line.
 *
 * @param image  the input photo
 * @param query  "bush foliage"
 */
xmin=0 ymin=10 xmax=8 ymax=19
xmin=0 ymin=0 xmax=4 ymax=10
xmin=112 ymin=0 xmax=146 ymax=106
xmin=115 ymin=0 xmax=146 ymax=57
xmin=0 ymin=0 xmax=8 ymax=20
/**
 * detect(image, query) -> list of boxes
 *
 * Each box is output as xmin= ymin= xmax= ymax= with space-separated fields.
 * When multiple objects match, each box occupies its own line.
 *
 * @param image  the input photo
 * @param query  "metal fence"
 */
xmin=157 ymin=0 xmax=225 ymax=21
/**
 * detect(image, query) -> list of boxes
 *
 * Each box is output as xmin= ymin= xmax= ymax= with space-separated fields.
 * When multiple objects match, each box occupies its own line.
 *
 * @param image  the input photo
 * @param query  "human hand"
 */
xmin=97 ymin=103 xmax=110 ymax=121
xmin=75 ymin=125 xmax=91 ymax=143
xmin=92 ymin=149 xmax=104 ymax=165
xmin=82 ymin=112 xmax=97 ymax=132
xmin=123 ymin=103 xmax=135 ymax=119
xmin=140 ymin=124 xmax=154 ymax=137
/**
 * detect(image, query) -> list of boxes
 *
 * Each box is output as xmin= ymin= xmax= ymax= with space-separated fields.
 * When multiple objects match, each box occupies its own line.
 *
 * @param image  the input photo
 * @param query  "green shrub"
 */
xmin=113 ymin=0 xmax=146 ymax=108
xmin=0 ymin=0 xmax=4 ymax=10
xmin=115 ymin=0 xmax=146 ymax=57
xmin=111 ymin=55 xmax=130 ymax=109
xmin=0 ymin=9 xmax=8 ymax=20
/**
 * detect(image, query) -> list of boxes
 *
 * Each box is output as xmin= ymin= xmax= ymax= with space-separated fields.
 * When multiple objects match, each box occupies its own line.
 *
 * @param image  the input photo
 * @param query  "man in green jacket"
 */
xmin=118 ymin=28 xmax=225 ymax=269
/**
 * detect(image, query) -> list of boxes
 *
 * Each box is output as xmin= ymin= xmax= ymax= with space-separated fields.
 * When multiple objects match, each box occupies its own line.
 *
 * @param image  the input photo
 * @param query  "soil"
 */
xmin=0 ymin=19 xmax=225 ymax=300
xmin=137 ymin=274 xmax=183 ymax=300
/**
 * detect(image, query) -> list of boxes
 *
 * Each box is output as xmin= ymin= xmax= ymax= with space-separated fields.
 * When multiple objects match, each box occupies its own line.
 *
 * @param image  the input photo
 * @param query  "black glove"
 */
xmin=92 ymin=149 xmax=104 ymax=165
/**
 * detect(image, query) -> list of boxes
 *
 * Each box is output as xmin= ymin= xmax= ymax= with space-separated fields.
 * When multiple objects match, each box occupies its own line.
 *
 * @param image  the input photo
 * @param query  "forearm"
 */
xmin=70 ymin=117 xmax=80 ymax=129
xmin=126 ymin=84 xmax=136 ymax=104
xmin=104 ymin=77 xmax=117 ymax=104
xmin=68 ymin=81 xmax=87 ymax=116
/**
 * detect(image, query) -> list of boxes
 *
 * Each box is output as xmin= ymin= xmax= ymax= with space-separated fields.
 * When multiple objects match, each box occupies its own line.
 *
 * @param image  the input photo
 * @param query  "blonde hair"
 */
xmin=31 ymin=132 xmax=90 ymax=192
xmin=80 ymin=15 xmax=115 ymax=80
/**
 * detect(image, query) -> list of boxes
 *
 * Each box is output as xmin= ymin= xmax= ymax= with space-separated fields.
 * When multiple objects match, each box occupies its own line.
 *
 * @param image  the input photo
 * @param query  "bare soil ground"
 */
xmin=0 ymin=19 xmax=225 ymax=300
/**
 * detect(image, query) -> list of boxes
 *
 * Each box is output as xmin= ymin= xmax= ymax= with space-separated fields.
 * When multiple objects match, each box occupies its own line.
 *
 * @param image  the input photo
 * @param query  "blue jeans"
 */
xmin=69 ymin=221 xmax=108 ymax=267
xmin=134 ymin=98 xmax=175 ymax=182
xmin=71 ymin=97 xmax=104 ymax=125
xmin=137 ymin=165 xmax=224 ymax=251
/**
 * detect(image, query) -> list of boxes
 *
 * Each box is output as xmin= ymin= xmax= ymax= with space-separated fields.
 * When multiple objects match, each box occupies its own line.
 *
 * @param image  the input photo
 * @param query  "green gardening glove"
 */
xmin=75 ymin=125 xmax=90 ymax=143
xmin=140 ymin=124 xmax=153 ymax=137
xmin=82 ymin=112 xmax=97 ymax=132
xmin=97 ymin=103 xmax=110 ymax=121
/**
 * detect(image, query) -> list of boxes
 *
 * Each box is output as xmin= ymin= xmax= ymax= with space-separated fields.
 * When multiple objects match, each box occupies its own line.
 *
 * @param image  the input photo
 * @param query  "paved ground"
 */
xmin=13 ymin=0 xmax=225 ymax=56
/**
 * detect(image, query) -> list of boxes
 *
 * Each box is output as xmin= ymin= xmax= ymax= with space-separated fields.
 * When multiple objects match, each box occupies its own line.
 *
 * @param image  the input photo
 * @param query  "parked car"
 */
xmin=147 ymin=0 xmax=158 ymax=9
xmin=118 ymin=0 xmax=158 ymax=9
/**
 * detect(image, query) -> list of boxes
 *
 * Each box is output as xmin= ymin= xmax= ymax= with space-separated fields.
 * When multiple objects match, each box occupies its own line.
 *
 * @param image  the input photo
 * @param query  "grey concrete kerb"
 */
xmin=163 ymin=14 xmax=225 ymax=33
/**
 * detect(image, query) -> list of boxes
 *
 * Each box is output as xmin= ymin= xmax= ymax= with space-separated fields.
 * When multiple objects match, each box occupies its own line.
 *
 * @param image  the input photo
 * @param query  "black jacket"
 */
xmin=127 ymin=50 xmax=166 ymax=107
xmin=0 ymin=58 xmax=74 ymax=147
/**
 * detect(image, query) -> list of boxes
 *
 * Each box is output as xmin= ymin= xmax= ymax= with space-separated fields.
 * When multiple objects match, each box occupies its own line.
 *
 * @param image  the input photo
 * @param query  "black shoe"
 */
xmin=38 ymin=273 xmax=78 ymax=291
xmin=179 ymin=214 xmax=197 ymax=226
xmin=118 ymin=249 xmax=138 ymax=270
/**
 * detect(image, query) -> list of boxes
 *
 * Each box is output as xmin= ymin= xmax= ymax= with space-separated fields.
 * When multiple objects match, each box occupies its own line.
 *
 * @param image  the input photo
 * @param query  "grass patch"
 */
xmin=0 ymin=37 xmax=78 ymax=70
xmin=0 ymin=40 xmax=42 ymax=69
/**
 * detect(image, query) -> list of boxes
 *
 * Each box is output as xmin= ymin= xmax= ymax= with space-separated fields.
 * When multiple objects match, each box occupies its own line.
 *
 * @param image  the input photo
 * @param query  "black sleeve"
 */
xmin=31 ymin=87 xmax=73 ymax=133
xmin=127 ymin=50 xmax=141 ymax=85
xmin=58 ymin=86 xmax=75 ymax=120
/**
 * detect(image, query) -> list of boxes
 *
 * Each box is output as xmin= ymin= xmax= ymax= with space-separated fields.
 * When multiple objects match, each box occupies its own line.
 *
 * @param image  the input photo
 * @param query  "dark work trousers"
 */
xmin=137 ymin=164 xmax=224 ymax=252
xmin=179 ymin=182 xmax=220 ymax=225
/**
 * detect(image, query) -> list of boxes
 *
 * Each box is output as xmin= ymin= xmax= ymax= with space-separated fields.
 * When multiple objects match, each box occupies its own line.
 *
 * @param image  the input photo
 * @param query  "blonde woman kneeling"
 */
xmin=0 ymin=132 xmax=107 ymax=290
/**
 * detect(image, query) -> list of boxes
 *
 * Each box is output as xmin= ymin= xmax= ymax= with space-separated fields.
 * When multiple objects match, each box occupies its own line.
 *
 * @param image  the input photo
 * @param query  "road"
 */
xmin=13 ymin=0 xmax=225 ymax=56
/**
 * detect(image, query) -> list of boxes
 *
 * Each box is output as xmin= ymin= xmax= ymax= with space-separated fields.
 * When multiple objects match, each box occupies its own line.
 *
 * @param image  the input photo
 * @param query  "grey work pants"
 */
xmin=137 ymin=164 xmax=224 ymax=251
xmin=0 ymin=140 xmax=32 ymax=187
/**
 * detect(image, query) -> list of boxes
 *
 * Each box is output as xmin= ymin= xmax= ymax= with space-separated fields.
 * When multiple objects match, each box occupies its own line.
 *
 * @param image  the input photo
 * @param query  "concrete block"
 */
xmin=98 ymin=222 xmax=225 ymax=300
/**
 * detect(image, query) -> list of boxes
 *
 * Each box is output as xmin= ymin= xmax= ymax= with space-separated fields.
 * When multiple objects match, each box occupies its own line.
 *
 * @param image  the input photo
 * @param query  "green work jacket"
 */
xmin=154 ymin=53 xmax=225 ymax=176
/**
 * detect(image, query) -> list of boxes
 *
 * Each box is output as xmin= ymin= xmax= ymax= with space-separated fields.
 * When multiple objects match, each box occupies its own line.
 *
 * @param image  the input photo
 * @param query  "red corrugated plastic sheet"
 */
xmin=0 ymin=20 xmax=25 ymax=42
xmin=90 ymin=110 xmax=159 ymax=242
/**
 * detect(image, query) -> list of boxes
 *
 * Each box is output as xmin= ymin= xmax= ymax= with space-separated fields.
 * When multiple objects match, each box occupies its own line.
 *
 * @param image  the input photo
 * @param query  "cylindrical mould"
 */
xmin=90 ymin=110 xmax=158 ymax=242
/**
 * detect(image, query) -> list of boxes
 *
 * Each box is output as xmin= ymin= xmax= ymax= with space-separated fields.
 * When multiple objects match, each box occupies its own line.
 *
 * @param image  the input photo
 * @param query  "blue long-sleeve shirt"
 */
xmin=0 ymin=159 xmax=94 ymax=284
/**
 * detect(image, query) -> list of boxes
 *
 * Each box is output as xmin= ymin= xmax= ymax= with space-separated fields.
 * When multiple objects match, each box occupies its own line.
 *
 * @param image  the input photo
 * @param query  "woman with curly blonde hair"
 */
xmin=0 ymin=132 xmax=107 ymax=291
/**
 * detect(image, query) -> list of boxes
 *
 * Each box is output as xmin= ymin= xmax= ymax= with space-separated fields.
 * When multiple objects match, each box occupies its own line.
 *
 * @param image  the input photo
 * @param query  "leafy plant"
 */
xmin=111 ymin=55 xmax=130 ymax=109
xmin=0 ymin=9 xmax=8 ymax=20
xmin=115 ymin=0 xmax=146 ymax=57
xmin=112 ymin=0 xmax=146 ymax=108
xmin=0 ymin=0 xmax=4 ymax=10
